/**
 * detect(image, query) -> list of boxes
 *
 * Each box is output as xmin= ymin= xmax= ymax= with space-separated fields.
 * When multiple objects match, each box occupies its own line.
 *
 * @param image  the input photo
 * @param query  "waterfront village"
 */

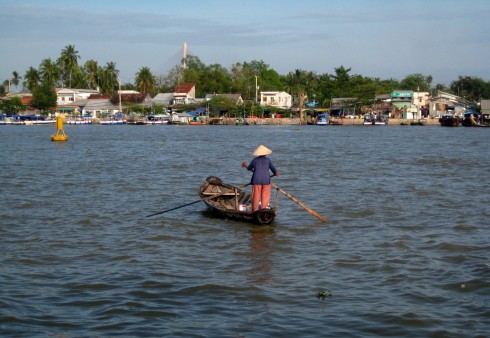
xmin=1 ymin=83 xmax=490 ymax=127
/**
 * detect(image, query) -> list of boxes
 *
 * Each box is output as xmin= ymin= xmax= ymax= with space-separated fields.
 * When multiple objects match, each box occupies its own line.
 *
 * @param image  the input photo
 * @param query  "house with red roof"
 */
xmin=173 ymin=83 xmax=195 ymax=105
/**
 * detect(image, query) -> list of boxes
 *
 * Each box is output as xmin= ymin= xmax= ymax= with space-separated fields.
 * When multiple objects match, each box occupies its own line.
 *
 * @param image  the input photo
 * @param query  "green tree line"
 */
xmin=2 ymin=44 xmax=490 ymax=114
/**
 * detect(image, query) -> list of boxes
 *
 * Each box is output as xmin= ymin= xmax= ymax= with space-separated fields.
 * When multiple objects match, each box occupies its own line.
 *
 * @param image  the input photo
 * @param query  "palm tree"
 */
xmin=57 ymin=44 xmax=80 ymax=87
xmin=40 ymin=58 xmax=60 ymax=87
xmin=97 ymin=67 xmax=108 ymax=94
xmin=23 ymin=67 xmax=41 ymax=91
xmin=11 ymin=71 xmax=22 ymax=92
xmin=3 ymin=79 xmax=11 ymax=94
xmin=83 ymin=59 xmax=99 ymax=89
xmin=70 ymin=68 xmax=88 ymax=89
xmin=135 ymin=67 xmax=155 ymax=94
xmin=96 ymin=62 xmax=119 ymax=94
xmin=298 ymin=92 xmax=307 ymax=124
xmin=104 ymin=62 xmax=119 ymax=94
xmin=331 ymin=66 xmax=352 ymax=89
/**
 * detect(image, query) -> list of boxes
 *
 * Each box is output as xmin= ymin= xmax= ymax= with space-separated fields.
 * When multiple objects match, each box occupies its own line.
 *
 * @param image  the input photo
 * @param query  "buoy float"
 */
xmin=51 ymin=116 xmax=68 ymax=142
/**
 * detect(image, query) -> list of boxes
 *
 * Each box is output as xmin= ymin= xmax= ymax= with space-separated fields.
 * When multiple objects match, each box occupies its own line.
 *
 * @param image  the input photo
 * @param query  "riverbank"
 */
xmin=0 ymin=117 xmax=441 ymax=126
xmin=341 ymin=118 xmax=440 ymax=125
xmin=198 ymin=117 xmax=441 ymax=125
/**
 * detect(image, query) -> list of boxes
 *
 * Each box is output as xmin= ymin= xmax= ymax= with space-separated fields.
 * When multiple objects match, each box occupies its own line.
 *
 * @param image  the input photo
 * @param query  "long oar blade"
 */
xmin=271 ymin=183 xmax=328 ymax=222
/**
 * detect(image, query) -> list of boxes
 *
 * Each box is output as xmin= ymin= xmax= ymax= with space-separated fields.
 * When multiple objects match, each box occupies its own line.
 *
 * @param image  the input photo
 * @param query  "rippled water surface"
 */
xmin=1 ymin=124 xmax=489 ymax=337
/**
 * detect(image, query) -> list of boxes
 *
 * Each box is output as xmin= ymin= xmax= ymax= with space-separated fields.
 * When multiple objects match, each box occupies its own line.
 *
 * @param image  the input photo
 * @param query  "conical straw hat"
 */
xmin=253 ymin=144 xmax=272 ymax=156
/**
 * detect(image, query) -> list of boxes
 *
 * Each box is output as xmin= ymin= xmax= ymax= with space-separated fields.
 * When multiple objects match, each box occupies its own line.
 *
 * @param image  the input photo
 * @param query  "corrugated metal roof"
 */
xmin=84 ymin=99 xmax=117 ymax=110
xmin=152 ymin=93 xmax=173 ymax=104
xmin=480 ymin=100 xmax=490 ymax=112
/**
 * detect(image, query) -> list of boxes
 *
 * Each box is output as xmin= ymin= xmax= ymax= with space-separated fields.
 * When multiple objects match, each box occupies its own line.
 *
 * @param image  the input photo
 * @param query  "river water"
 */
xmin=1 ymin=124 xmax=489 ymax=337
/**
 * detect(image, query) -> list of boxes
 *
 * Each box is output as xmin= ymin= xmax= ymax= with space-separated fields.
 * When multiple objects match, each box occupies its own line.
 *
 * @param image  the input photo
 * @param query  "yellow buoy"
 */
xmin=51 ymin=116 xmax=68 ymax=142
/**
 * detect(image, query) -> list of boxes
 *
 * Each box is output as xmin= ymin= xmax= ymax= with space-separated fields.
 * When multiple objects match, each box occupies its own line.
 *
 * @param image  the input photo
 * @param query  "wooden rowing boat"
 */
xmin=198 ymin=176 xmax=276 ymax=225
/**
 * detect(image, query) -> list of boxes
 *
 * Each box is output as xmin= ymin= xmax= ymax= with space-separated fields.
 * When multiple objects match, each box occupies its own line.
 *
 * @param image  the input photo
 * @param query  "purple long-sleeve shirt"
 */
xmin=247 ymin=156 xmax=277 ymax=185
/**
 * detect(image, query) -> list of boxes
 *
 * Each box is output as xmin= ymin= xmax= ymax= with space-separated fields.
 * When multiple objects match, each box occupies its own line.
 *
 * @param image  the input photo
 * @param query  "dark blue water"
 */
xmin=1 ymin=124 xmax=489 ymax=337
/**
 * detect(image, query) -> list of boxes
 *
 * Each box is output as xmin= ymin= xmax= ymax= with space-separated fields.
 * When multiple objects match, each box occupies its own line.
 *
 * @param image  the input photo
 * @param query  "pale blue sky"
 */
xmin=1 ymin=0 xmax=489 ymax=87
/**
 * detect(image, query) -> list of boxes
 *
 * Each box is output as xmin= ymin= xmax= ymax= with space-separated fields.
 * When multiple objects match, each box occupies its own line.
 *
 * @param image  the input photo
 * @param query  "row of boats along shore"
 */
xmin=1 ymin=110 xmax=489 ymax=127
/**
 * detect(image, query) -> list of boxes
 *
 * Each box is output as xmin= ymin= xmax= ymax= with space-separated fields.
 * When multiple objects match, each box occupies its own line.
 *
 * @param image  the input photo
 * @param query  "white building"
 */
xmin=56 ymin=88 xmax=99 ymax=106
xmin=260 ymin=91 xmax=292 ymax=109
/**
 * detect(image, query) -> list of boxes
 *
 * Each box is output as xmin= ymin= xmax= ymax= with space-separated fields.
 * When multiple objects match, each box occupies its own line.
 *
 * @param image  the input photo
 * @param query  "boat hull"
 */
xmin=364 ymin=114 xmax=388 ymax=125
xmin=66 ymin=119 xmax=92 ymax=125
xmin=100 ymin=120 xmax=126 ymax=125
xmin=364 ymin=121 xmax=387 ymax=125
xmin=198 ymin=176 xmax=276 ymax=225
xmin=439 ymin=115 xmax=461 ymax=127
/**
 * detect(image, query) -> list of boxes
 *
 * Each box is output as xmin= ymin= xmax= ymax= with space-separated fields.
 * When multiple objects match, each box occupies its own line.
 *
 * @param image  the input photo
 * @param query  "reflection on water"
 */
xmin=246 ymin=227 xmax=276 ymax=285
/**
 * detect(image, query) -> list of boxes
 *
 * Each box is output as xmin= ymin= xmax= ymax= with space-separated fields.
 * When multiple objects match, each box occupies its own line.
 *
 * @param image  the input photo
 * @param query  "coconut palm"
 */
xmin=57 ymin=44 xmax=80 ymax=87
xmin=3 ymin=79 xmax=11 ymax=93
xmin=40 ymin=58 xmax=60 ymax=87
xmin=23 ymin=67 xmax=41 ymax=91
xmin=135 ymin=67 xmax=155 ymax=95
xmin=97 ymin=67 xmax=108 ymax=94
xmin=96 ymin=62 xmax=119 ymax=94
xmin=83 ymin=59 xmax=99 ymax=89
xmin=11 ymin=71 xmax=22 ymax=92
xmin=104 ymin=62 xmax=119 ymax=93
xmin=70 ymin=68 xmax=88 ymax=89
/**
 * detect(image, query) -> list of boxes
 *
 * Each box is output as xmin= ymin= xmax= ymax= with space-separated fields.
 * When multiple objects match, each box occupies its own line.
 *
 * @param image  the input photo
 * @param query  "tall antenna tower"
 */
xmin=182 ymin=42 xmax=188 ymax=70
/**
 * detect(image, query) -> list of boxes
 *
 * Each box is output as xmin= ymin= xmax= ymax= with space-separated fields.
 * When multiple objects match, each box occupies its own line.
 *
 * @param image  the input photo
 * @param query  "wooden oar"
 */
xmin=271 ymin=183 xmax=328 ymax=222
xmin=146 ymin=182 xmax=251 ymax=217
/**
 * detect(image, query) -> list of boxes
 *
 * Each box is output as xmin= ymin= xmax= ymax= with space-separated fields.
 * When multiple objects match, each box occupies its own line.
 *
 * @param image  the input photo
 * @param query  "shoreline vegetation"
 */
xmin=2 ymin=44 xmax=488 ymax=122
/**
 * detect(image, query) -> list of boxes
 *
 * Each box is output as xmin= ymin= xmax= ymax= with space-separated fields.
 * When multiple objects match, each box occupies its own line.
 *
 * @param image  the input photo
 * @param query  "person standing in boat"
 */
xmin=242 ymin=145 xmax=279 ymax=212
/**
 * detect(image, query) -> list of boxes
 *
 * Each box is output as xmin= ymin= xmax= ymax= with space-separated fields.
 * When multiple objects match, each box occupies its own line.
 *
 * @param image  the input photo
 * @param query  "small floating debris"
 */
xmin=318 ymin=289 xmax=333 ymax=299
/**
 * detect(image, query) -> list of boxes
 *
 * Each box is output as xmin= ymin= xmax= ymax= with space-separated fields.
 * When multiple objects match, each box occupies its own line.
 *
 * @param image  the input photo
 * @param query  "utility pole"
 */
xmin=118 ymin=77 xmax=122 ymax=113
